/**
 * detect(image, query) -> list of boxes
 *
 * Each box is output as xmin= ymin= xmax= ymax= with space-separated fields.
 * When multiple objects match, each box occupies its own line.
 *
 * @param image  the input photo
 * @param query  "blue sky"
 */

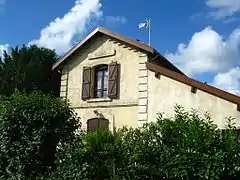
xmin=0 ymin=0 xmax=240 ymax=94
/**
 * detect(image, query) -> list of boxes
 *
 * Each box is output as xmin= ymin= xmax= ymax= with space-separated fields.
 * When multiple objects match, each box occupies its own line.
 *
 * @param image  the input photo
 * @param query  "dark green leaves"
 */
xmin=1 ymin=100 xmax=240 ymax=179
xmin=0 ymin=45 xmax=60 ymax=96
xmin=0 ymin=91 xmax=81 ymax=179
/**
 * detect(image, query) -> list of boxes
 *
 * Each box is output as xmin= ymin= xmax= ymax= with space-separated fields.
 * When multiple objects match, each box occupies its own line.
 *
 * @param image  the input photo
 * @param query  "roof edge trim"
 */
xmin=146 ymin=62 xmax=240 ymax=105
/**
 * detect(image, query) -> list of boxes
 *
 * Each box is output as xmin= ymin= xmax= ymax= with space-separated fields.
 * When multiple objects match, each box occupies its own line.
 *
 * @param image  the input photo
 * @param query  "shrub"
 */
xmin=49 ymin=129 xmax=125 ymax=180
xmin=118 ymin=105 xmax=240 ymax=179
xmin=57 ymin=105 xmax=239 ymax=180
xmin=0 ymin=91 xmax=80 ymax=179
xmin=2 ymin=99 xmax=240 ymax=179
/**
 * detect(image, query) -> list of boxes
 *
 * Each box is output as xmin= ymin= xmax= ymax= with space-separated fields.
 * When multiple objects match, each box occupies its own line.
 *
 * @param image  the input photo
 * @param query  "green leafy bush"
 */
xmin=146 ymin=105 xmax=240 ymax=179
xmin=49 ymin=129 xmax=125 ymax=179
xmin=0 ymin=91 xmax=80 ymax=179
xmin=1 ymin=99 xmax=240 ymax=179
xmin=118 ymin=105 xmax=240 ymax=179
xmin=49 ymin=105 xmax=240 ymax=180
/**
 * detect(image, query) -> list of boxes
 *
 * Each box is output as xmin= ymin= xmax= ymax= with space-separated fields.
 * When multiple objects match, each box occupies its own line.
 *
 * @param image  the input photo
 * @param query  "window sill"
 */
xmin=87 ymin=98 xmax=112 ymax=103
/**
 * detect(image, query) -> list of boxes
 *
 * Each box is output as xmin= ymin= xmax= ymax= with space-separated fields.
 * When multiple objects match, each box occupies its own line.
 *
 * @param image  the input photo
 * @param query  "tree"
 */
xmin=0 ymin=91 xmax=81 ymax=179
xmin=0 ymin=45 xmax=61 ymax=96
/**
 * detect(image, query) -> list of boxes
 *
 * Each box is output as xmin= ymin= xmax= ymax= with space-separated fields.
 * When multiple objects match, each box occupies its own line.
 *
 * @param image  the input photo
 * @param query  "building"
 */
xmin=52 ymin=27 xmax=240 ymax=131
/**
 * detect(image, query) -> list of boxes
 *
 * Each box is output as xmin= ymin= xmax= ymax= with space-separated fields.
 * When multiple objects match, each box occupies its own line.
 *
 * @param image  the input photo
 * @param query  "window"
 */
xmin=82 ymin=62 xmax=119 ymax=100
xmin=94 ymin=65 xmax=108 ymax=98
xmin=87 ymin=118 xmax=109 ymax=132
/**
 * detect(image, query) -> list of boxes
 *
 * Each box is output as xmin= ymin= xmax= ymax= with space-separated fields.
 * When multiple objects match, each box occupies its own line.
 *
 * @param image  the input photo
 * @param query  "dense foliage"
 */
xmin=1 ymin=98 xmax=240 ymax=179
xmin=47 ymin=129 xmax=124 ymax=180
xmin=0 ymin=45 xmax=60 ymax=96
xmin=46 ymin=105 xmax=240 ymax=179
xmin=0 ymin=91 xmax=80 ymax=179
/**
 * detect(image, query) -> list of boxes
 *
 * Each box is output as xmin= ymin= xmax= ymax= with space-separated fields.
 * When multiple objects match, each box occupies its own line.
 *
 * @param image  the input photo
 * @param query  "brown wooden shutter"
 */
xmin=108 ymin=62 xmax=119 ymax=99
xmin=90 ymin=68 xmax=95 ymax=98
xmin=82 ymin=67 xmax=91 ymax=100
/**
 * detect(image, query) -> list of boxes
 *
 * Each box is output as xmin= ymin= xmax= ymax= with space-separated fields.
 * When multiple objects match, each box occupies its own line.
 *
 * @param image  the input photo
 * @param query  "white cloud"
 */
xmin=29 ymin=0 xmax=103 ymax=55
xmin=165 ymin=26 xmax=240 ymax=77
xmin=105 ymin=16 xmax=127 ymax=26
xmin=0 ymin=44 xmax=9 ymax=59
xmin=206 ymin=0 xmax=240 ymax=19
xmin=212 ymin=67 xmax=240 ymax=95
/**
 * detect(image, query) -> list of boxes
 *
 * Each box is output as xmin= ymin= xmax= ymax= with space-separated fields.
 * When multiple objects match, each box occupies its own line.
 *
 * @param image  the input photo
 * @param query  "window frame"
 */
xmin=93 ymin=65 xmax=108 ymax=98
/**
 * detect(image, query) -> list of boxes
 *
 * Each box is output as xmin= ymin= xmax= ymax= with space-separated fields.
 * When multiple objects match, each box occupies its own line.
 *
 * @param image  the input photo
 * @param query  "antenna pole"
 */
xmin=148 ymin=18 xmax=151 ymax=46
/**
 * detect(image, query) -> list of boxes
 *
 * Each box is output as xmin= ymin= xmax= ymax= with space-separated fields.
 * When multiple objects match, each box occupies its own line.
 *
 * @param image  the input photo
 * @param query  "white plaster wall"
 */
xmin=148 ymin=70 xmax=238 ymax=129
xmin=60 ymin=35 xmax=147 ymax=130
xmin=75 ymin=106 xmax=139 ymax=131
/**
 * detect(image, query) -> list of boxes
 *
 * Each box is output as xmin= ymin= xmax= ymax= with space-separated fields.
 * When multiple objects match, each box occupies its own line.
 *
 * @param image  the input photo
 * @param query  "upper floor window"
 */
xmin=81 ymin=62 xmax=119 ymax=100
xmin=94 ymin=65 xmax=108 ymax=98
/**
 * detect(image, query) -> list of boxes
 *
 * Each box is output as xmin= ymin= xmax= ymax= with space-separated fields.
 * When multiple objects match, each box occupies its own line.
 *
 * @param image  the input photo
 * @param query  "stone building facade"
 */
xmin=53 ymin=27 xmax=240 ymax=131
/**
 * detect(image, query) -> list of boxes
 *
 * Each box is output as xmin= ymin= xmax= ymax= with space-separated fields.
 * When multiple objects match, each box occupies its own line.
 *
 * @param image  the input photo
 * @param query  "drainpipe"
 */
xmin=112 ymin=114 xmax=116 ymax=134
xmin=108 ymin=111 xmax=116 ymax=178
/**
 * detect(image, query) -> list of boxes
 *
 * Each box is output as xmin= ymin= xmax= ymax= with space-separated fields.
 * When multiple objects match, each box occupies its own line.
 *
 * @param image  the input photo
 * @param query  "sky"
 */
xmin=0 ymin=0 xmax=240 ymax=95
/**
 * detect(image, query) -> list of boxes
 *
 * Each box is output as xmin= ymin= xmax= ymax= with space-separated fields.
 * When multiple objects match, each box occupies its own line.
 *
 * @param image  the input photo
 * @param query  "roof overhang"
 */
xmin=146 ymin=62 xmax=240 ymax=105
xmin=52 ymin=27 xmax=155 ymax=70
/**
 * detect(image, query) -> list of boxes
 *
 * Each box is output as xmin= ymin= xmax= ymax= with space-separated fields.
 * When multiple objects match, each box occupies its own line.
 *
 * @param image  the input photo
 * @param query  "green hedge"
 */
xmin=1 ymin=94 xmax=240 ymax=180
xmin=48 ymin=105 xmax=240 ymax=179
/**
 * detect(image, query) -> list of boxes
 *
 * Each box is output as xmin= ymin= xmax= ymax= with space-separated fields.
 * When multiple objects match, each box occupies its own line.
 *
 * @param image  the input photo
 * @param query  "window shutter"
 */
xmin=82 ymin=67 xmax=91 ymax=100
xmin=90 ymin=69 xmax=95 ymax=98
xmin=108 ymin=62 xmax=119 ymax=99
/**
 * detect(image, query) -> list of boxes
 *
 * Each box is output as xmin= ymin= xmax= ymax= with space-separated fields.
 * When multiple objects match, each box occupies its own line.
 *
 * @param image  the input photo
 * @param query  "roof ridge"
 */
xmin=52 ymin=26 xmax=156 ymax=70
